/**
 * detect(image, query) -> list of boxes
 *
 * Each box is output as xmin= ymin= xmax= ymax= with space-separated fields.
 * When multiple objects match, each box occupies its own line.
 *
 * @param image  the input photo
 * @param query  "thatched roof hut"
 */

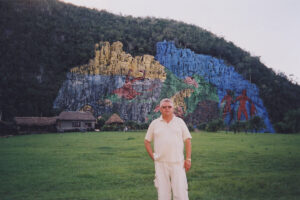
xmin=105 ymin=113 xmax=124 ymax=125
xmin=14 ymin=117 xmax=57 ymax=126
xmin=14 ymin=117 xmax=58 ymax=134
xmin=57 ymin=111 xmax=96 ymax=121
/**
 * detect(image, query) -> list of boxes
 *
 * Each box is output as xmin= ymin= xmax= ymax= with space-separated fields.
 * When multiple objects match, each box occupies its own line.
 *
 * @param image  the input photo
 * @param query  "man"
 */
xmin=144 ymin=98 xmax=192 ymax=200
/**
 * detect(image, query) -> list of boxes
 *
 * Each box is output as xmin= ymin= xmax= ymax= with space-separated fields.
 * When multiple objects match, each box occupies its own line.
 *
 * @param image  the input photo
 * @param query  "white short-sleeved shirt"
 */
xmin=145 ymin=115 xmax=192 ymax=163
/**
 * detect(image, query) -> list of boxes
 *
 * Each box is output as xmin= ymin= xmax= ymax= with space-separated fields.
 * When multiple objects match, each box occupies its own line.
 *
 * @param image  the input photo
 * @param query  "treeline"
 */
xmin=1 ymin=0 xmax=300 ymax=132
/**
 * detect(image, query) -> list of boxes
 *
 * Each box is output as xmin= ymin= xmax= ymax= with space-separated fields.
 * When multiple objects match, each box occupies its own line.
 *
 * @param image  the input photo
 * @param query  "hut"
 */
xmin=56 ymin=111 xmax=96 ymax=132
xmin=105 ymin=113 xmax=124 ymax=125
xmin=14 ymin=117 xmax=57 ymax=134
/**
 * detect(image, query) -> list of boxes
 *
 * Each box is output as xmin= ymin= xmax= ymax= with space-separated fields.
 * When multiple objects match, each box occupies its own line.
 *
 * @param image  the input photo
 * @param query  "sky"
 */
xmin=60 ymin=0 xmax=300 ymax=84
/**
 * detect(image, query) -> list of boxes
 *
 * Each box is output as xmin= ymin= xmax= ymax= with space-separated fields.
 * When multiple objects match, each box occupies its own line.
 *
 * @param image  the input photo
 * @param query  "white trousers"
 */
xmin=154 ymin=161 xmax=189 ymax=200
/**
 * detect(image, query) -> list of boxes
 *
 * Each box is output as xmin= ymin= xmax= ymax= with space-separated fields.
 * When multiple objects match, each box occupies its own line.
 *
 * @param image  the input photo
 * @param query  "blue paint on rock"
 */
xmin=155 ymin=41 xmax=274 ymax=133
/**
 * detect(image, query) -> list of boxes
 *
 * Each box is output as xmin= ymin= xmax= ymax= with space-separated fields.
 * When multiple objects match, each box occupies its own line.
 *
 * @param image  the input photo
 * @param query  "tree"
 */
xmin=275 ymin=108 xmax=300 ymax=133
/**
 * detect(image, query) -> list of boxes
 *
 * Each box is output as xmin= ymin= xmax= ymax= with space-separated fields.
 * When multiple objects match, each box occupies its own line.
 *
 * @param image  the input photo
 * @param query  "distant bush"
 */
xmin=205 ymin=119 xmax=224 ymax=132
xmin=187 ymin=124 xmax=195 ymax=132
xmin=124 ymin=121 xmax=149 ymax=131
xmin=196 ymin=123 xmax=207 ymax=130
xmin=274 ymin=108 xmax=300 ymax=133
xmin=138 ymin=123 xmax=149 ymax=130
xmin=125 ymin=121 xmax=139 ymax=130
xmin=0 ymin=121 xmax=16 ymax=136
xmin=101 ymin=124 xmax=125 ymax=131
xmin=95 ymin=118 xmax=106 ymax=129
xmin=274 ymin=122 xmax=289 ymax=134
xmin=248 ymin=116 xmax=266 ymax=133
xmin=100 ymin=121 xmax=149 ymax=131
xmin=230 ymin=121 xmax=248 ymax=133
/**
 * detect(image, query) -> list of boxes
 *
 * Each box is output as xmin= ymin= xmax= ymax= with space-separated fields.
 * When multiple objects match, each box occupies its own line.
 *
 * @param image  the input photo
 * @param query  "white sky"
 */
xmin=60 ymin=0 xmax=300 ymax=83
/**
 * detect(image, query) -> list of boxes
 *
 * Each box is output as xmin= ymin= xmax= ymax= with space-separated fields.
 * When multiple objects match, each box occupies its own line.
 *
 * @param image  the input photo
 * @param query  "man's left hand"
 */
xmin=184 ymin=160 xmax=191 ymax=172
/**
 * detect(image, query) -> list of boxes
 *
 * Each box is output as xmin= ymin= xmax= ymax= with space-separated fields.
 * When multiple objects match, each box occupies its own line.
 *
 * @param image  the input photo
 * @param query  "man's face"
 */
xmin=160 ymin=101 xmax=174 ymax=117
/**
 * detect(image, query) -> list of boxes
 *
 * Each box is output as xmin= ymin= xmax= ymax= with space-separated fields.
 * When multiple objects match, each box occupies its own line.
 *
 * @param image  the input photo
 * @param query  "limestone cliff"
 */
xmin=171 ymin=88 xmax=194 ymax=113
xmin=54 ymin=41 xmax=168 ymax=123
xmin=156 ymin=41 xmax=274 ymax=132
xmin=53 ymin=41 xmax=274 ymax=132
xmin=70 ymin=41 xmax=166 ymax=81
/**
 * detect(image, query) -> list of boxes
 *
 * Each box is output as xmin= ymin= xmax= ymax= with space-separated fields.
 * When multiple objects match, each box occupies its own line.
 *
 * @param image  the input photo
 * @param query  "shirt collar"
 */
xmin=159 ymin=115 xmax=175 ymax=122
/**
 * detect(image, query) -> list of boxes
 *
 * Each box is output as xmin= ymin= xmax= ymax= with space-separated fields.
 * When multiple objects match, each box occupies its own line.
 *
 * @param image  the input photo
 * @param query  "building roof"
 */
xmin=105 ymin=113 xmax=124 ymax=124
xmin=58 ymin=111 xmax=96 ymax=121
xmin=14 ymin=117 xmax=57 ymax=126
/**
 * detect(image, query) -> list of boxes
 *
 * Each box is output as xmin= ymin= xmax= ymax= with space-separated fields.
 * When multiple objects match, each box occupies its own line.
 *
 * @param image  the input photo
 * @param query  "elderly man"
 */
xmin=144 ymin=98 xmax=192 ymax=200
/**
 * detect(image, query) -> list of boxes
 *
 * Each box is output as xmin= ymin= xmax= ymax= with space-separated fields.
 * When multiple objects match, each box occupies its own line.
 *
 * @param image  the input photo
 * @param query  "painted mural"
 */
xmin=156 ymin=41 xmax=274 ymax=132
xmin=53 ymin=41 xmax=274 ymax=132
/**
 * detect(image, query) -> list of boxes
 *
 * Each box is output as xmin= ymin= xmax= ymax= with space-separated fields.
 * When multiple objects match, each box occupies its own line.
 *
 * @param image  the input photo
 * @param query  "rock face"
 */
xmin=53 ymin=41 xmax=274 ymax=132
xmin=185 ymin=100 xmax=220 ymax=125
xmin=54 ymin=41 xmax=167 ymax=123
xmin=70 ymin=41 xmax=166 ymax=81
xmin=155 ymin=41 xmax=274 ymax=132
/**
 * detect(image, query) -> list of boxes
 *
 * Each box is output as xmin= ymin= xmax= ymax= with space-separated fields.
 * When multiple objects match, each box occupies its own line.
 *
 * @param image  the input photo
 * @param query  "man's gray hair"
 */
xmin=160 ymin=98 xmax=174 ymax=107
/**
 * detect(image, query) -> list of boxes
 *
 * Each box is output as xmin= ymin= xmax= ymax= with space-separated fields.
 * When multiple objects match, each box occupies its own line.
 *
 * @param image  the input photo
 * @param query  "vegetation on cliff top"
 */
xmin=1 ymin=0 xmax=299 ymax=132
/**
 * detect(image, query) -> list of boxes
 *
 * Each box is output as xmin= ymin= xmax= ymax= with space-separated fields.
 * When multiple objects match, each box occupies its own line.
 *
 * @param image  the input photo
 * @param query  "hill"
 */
xmin=1 ymin=0 xmax=300 ymax=132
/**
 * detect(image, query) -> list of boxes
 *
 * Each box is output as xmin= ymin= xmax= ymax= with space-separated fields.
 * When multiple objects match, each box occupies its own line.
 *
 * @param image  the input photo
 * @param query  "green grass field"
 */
xmin=0 ymin=131 xmax=300 ymax=200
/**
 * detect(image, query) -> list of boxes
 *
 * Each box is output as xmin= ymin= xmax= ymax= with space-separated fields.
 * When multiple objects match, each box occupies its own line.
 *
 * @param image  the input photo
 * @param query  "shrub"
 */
xmin=248 ymin=116 xmax=265 ymax=133
xmin=0 ymin=121 xmax=16 ymax=136
xmin=196 ymin=123 xmax=207 ymax=130
xmin=230 ymin=121 xmax=248 ymax=133
xmin=96 ymin=118 xmax=106 ymax=129
xmin=274 ymin=108 xmax=300 ymax=133
xmin=139 ymin=123 xmax=149 ymax=130
xmin=205 ymin=119 xmax=224 ymax=132
xmin=101 ymin=124 xmax=125 ymax=131
xmin=274 ymin=122 xmax=289 ymax=133
xmin=125 ymin=121 xmax=139 ymax=130
xmin=187 ymin=124 xmax=195 ymax=132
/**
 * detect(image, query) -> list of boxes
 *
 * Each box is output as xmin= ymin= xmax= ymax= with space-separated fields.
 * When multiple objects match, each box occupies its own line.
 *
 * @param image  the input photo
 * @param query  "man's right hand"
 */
xmin=144 ymin=139 xmax=154 ymax=161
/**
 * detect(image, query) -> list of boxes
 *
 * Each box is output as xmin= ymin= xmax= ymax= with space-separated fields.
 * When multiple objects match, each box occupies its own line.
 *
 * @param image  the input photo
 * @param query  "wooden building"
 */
xmin=56 ymin=111 xmax=96 ymax=132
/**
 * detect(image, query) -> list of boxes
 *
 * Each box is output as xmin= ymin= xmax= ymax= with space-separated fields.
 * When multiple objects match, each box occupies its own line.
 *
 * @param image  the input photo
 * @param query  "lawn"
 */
xmin=0 ymin=131 xmax=299 ymax=200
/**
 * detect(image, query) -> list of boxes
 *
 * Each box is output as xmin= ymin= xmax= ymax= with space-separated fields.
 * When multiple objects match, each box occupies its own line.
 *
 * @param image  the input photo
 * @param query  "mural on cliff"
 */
xmin=53 ymin=41 xmax=274 ymax=132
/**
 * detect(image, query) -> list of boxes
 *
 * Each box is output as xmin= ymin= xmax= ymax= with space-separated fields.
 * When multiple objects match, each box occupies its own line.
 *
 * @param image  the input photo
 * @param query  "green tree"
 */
xmin=274 ymin=108 xmax=300 ymax=133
